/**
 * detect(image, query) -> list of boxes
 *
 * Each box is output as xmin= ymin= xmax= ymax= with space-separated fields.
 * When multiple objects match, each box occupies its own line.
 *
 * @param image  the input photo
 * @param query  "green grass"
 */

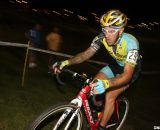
xmin=1 ymin=47 xmax=160 ymax=130
xmin=0 ymin=47 xmax=80 ymax=130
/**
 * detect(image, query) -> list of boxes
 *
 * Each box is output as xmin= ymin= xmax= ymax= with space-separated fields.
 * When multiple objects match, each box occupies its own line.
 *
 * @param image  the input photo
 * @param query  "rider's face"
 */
xmin=102 ymin=27 xmax=124 ymax=46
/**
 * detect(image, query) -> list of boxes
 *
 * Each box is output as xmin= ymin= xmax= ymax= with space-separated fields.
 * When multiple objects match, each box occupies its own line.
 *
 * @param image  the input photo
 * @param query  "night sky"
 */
xmin=28 ymin=0 xmax=159 ymax=23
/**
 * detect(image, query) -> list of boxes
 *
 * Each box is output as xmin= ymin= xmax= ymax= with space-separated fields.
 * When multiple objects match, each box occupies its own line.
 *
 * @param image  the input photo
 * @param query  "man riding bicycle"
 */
xmin=52 ymin=9 xmax=141 ymax=130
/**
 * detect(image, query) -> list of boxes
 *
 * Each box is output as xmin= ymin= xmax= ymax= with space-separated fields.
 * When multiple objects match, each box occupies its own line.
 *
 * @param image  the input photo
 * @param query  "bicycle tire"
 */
xmin=25 ymin=102 xmax=84 ymax=130
xmin=107 ymin=97 xmax=129 ymax=130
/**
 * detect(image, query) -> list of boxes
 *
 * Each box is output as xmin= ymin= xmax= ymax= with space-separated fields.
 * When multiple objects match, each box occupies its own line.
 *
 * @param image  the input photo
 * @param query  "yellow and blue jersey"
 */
xmin=90 ymin=32 xmax=140 ymax=67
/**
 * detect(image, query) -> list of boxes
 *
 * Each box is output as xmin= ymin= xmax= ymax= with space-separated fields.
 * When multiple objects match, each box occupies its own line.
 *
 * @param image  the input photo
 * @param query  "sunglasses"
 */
xmin=102 ymin=27 xmax=120 ymax=35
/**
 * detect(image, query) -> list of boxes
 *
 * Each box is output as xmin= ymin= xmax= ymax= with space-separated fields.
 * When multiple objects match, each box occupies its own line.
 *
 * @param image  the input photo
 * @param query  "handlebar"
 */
xmin=56 ymin=68 xmax=93 ymax=85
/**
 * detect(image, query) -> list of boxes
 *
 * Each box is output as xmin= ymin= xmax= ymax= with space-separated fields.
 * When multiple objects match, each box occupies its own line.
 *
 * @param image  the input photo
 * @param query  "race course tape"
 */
xmin=1 ymin=41 xmax=160 ymax=75
xmin=0 ymin=41 xmax=107 ymax=65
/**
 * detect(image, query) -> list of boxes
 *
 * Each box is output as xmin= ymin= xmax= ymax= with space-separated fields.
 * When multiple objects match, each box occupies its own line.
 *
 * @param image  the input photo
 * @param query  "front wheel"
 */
xmin=25 ymin=103 xmax=83 ymax=130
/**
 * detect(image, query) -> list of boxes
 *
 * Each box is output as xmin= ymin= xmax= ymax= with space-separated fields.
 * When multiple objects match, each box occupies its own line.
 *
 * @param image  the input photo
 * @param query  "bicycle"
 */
xmin=25 ymin=68 xmax=129 ymax=130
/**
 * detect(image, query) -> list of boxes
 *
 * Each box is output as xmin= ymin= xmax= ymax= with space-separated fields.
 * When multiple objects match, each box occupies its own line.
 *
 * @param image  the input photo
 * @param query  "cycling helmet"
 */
xmin=100 ymin=10 xmax=127 ymax=28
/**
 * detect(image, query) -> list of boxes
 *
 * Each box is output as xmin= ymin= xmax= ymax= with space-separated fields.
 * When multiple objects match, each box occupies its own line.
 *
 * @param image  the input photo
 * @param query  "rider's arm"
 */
xmin=92 ymin=64 xmax=134 ymax=94
xmin=109 ymin=49 xmax=139 ymax=88
xmin=109 ymin=63 xmax=134 ymax=87
xmin=68 ymin=47 xmax=97 ymax=65
xmin=67 ymin=33 xmax=103 ymax=65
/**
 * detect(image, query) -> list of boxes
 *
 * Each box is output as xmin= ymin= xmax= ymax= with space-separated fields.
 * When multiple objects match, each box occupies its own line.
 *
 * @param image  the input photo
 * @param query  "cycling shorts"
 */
xmin=99 ymin=61 xmax=141 ymax=84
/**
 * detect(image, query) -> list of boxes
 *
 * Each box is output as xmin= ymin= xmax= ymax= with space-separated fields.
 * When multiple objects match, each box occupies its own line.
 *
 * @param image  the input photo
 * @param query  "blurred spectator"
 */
xmin=25 ymin=23 xmax=43 ymax=68
xmin=46 ymin=26 xmax=63 ymax=68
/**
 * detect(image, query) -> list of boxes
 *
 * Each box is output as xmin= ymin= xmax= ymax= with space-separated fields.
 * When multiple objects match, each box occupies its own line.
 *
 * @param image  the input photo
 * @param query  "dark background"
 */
xmin=0 ymin=0 xmax=160 ymax=130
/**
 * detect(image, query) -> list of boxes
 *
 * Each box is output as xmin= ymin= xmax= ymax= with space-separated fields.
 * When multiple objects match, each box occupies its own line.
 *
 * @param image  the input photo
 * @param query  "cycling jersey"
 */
xmin=90 ymin=32 xmax=140 ymax=67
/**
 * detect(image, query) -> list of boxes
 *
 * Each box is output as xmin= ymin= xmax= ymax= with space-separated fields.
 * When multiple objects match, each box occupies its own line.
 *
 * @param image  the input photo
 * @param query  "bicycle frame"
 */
xmin=70 ymin=84 xmax=99 ymax=130
xmin=53 ymin=69 xmax=128 ymax=130
xmin=70 ymin=84 xmax=121 ymax=130
xmin=25 ymin=69 xmax=129 ymax=130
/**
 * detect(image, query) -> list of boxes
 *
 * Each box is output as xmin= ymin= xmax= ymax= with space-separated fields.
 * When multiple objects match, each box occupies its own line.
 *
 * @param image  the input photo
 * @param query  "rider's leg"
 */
xmin=94 ymin=72 xmax=129 ymax=128
xmin=101 ymin=84 xmax=129 ymax=127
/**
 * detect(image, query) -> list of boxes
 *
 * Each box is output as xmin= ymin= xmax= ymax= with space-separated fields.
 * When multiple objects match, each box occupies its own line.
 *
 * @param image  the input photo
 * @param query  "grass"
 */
xmin=1 ymin=46 xmax=160 ymax=130
xmin=0 ymin=47 xmax=80 ymax=130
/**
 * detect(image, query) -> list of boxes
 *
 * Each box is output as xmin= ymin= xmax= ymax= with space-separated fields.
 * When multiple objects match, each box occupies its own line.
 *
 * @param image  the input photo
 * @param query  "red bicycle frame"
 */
xmin=77 ymin=85 xmax=100 ymax=130
xmin=56 ymin=69 xmax=122 ymax=130
xmin=76 ymin=84 xmax=120 ymax=130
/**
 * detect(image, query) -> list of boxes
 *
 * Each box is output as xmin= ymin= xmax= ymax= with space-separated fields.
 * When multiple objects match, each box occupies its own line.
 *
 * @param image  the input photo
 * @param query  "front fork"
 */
xmin=53 ymin=98 xmax=82 ymax=130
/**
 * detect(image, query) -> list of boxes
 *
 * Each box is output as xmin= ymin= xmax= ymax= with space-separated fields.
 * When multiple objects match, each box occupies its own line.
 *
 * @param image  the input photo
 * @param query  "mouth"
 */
xmin=105 ymin=38 xmax=114 ymax=45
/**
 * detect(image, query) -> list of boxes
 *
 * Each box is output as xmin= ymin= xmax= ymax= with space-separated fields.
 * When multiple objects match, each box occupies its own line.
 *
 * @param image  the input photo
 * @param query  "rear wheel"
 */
xmin=25 ymin=103 xmax=83 ymax=130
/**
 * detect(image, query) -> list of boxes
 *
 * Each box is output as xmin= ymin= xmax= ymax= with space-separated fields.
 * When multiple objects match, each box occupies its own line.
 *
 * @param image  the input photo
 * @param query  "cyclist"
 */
xmin=52 ymin=9 xmax=141 ymax=130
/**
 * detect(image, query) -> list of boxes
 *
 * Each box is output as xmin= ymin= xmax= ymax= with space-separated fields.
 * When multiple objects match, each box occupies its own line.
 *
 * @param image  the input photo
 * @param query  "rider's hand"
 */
xmin=90 ymin=79 xmax=110 ymax=94
xmin=52 ymin=60 xmax=69 ymax=74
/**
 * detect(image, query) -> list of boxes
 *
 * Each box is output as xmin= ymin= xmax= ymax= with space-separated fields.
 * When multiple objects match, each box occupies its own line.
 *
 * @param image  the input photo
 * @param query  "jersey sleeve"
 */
xmin=126 ymin=37 xmax=140 ymax=67
xmin=90 ymin=33 xmax=104 ymax=51
xmin=126 ymin=49 xmax=139 ymax=67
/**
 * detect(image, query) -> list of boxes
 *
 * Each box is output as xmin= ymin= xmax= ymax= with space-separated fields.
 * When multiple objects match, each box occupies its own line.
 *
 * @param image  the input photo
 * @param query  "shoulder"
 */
xmin=123 ymin=33 xmax=138 ymax=41
xmin=92 ymin=32 xmax=104 ymax=42
xmin=122 ymin=33 xmax=139 ymax=50
xmin=90 ymin=33 xmax=104 ymax=50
